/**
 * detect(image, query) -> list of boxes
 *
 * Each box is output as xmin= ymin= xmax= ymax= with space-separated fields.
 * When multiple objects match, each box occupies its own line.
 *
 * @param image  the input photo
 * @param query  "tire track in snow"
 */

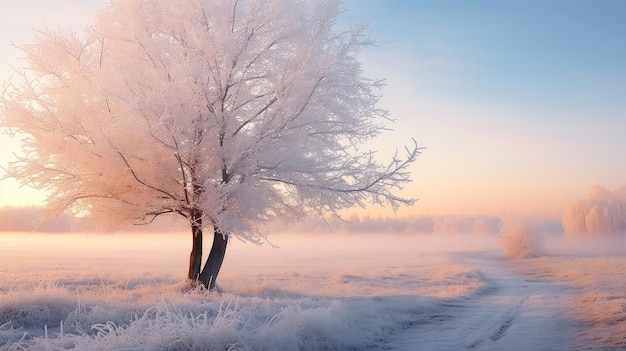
xmin=489 ymin=314 xmax=513 ymax=341
xmin=390 ymin=252 xmax=580 ymax=351
xmin=464 ymin=295 xmax=528 ymax=349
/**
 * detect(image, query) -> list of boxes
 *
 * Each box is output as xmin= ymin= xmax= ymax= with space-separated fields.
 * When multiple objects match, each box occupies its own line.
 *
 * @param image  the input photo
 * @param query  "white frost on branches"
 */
xmin=1 ymin=0 xmax=420 ymax=241
xmin=562 ymin=185 xmax=626 ymax=235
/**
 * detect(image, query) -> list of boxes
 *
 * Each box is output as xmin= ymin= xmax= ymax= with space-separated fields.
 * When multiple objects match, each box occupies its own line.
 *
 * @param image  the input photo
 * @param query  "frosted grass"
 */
xmin=0 ymin=232 xmax=490 ymax=350
xmin=512 ymin=255 xmax=626 ymax=348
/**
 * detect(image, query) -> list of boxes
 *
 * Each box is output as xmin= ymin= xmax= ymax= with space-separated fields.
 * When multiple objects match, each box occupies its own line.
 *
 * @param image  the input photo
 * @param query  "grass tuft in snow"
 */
xmin=499 ymin=214 xmax=541 ymax=259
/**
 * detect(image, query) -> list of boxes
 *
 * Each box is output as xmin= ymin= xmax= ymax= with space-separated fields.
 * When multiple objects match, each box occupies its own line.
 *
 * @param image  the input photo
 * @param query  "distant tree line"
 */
xmin=0 ymin=206 xmax=185 ymax=232
xmin=0 ymin=206 xmax=499 ymax=234
xmin=270 ymin=214 xmax=503 ymax=234
xmin=1 ymin=206 xmax=567 ymax=236
xmin=0 ymin=206 xmax=76 ymax=232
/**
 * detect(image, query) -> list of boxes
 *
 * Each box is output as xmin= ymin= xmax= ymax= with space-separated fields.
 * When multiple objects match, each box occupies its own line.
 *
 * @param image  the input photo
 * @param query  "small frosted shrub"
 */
xmin=499 ymin=215 xmax=539 ymax=259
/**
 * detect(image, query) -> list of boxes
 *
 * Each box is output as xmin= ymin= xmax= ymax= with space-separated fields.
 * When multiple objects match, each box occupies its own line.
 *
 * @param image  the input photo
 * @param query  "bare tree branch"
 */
xmin=116 ymin=150 xmax=178 ymax=201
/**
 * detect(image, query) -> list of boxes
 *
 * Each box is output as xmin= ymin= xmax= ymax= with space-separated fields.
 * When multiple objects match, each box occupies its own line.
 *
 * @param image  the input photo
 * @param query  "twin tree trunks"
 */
xmin=187 ymin=210 xmax=228 ymax=290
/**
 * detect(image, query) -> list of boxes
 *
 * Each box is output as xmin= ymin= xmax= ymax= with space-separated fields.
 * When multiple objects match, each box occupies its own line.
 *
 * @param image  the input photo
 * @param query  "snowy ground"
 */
xmin=1 ymin=231 xmax=625 ymax=350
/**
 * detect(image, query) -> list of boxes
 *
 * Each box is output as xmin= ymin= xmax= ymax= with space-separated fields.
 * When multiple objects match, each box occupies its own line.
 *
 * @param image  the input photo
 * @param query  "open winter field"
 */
xmin=1 ymin=231 xmax=626 ymax=350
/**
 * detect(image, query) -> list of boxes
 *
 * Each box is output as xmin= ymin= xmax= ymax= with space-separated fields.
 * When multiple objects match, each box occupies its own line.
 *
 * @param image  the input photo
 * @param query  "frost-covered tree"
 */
xmin=562 ymin=185 xmax=626 ymax=235
xmin=1 ymin=0 xmax=420 ymax=289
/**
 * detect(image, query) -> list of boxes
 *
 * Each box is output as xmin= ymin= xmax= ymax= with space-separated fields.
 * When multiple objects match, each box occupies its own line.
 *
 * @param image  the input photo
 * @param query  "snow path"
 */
xmin=390 ymin=252 xmax=582 ymax=350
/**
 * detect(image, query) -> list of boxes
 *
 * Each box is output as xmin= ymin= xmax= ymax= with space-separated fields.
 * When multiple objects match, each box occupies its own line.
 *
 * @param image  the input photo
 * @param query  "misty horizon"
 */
xmin=4 ymin=183 xmax=626 ymax=236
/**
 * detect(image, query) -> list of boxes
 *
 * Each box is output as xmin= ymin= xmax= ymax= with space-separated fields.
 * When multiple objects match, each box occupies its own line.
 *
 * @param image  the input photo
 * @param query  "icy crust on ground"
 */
xmin=0 ymin=232 xmax=489 ymax=350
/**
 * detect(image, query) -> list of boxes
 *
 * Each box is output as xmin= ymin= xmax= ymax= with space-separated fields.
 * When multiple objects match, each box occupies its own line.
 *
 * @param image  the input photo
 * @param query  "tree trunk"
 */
xmin=187 ymin=211 xmax=203 ymax=281
xmin=198 ymin=228 xmax=228 ymax=290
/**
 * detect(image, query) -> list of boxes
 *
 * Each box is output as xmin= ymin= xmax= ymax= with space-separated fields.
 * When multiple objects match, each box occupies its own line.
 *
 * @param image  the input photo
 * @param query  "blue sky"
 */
xmin=342 ymin=0 xmax=626 ymax=218
xmin=347 ymin=0 xmax=626 ymax=108
xmin=1 ymin=0 xmax=625 ymax=220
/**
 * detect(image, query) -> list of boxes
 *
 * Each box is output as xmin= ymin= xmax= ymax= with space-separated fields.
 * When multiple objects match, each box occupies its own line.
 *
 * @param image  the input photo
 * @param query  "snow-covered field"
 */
xmin=1 ymin=230 xmax=625 ymax=350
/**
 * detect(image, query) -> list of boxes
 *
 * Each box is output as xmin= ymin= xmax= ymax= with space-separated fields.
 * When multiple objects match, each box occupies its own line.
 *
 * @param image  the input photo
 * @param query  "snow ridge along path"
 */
xmin=391 ymin=252 xmax=582 ymax=351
